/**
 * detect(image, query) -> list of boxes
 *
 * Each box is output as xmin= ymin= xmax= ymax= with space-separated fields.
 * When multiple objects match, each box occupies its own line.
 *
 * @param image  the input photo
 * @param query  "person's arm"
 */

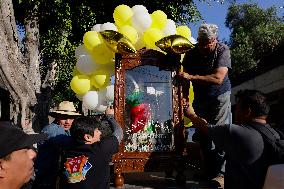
xmin=105 ymin=107 xmax=123 ymax=144
xmin=179 ymin=44 xmax=230 ymax=85
xmin=104 ymin=115 xmax=123 ymax=144
xmin=41 ymin=123 xmax=66 ymax=139
xmin=183 ymin=103 xmax=209 ymax=134
xmin=184 ymin=103 xmax=232 ymax=152
xmin=178 ymin=67 xmax=228 ymax=85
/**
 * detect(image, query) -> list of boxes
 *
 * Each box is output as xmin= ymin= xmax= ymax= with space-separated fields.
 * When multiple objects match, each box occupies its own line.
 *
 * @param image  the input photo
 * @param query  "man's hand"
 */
xmin=178 ymin=72 xmax=194 ymax=81
xmin=183 ymin=101 xmax=209 ymax=134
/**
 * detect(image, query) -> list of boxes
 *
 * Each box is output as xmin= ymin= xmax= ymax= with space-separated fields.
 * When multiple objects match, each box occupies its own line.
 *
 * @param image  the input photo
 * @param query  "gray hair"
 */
xmin=198 ymin=23 xmax=218 ymax=41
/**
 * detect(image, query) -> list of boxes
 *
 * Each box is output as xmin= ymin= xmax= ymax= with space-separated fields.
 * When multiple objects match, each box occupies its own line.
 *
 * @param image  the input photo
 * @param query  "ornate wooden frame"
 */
xmin=113 ymin=49 xmax=185 ymax=187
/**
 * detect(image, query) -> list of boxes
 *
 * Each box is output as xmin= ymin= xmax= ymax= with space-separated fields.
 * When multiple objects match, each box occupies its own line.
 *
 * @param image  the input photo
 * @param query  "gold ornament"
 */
xmin=117 ymin=36 xmax=137 ymax=54
xmin=155 ymin=35 xmax=194 ymax=54
xmin=99 ymin=30 xmax=136 ymax=54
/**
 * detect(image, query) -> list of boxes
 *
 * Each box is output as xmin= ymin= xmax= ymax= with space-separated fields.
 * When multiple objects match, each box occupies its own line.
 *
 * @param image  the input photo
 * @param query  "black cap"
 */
xmin=0 ymin=121 xmax=47 ymax=158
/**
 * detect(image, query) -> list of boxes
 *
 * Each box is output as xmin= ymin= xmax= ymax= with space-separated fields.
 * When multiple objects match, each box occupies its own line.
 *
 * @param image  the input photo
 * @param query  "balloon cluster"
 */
xmin=71 ymin=4 xmax=195 ymax=111
xmin=110 ymin=5 xmax=193 ymax=52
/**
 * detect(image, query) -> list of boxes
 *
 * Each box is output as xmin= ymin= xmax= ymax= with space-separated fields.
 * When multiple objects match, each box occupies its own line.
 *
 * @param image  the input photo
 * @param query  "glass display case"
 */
xmin=113 ymin=49 xmax=185 ymax=187
xmin=124 ymin=65 xmax=173 ymax=153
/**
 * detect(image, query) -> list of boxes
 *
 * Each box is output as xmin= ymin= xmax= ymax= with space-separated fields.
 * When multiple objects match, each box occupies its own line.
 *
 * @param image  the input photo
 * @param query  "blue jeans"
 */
xmin=193 ymin=91 xmax=231 ymax=177
xmin=193 ymin=91 xmax=231 ymax=125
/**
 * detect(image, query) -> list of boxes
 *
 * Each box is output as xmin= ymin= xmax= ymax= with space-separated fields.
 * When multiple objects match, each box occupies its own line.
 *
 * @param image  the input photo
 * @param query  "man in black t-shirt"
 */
xmin=60 ymin=111 xmax=123 ymax=189
xmin=179 ymin=23 xmax=231 ymax=179
xmin=185 ymin=89 xmax=278 ymax=189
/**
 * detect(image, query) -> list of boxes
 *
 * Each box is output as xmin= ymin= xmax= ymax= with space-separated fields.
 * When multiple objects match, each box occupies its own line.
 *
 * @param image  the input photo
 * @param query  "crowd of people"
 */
xmin=0 ymin=23 xmax=283 ymax=189
xmin=0 ymin=101 xmax=122 ymax=189
xmin=180 ymin=23 xmax=284 ymax=189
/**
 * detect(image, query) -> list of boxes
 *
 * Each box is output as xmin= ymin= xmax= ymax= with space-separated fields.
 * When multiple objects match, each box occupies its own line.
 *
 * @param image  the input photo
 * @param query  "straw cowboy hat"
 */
xmin=49 ymin=101 xmax=81 ymax=117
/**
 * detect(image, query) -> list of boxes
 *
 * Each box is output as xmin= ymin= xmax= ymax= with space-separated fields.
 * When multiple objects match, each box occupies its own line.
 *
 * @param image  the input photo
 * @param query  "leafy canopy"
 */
xmin=13 ymin=0 xmax=202 ymax=104
xmin=225 ymin=3 xmax=284 ymax=78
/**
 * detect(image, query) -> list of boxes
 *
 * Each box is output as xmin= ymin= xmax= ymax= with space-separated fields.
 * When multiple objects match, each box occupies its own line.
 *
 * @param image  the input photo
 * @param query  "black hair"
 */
xmin=235 ymin=89 xmax=270 ymax=117
xmin=1 ymin=153 xmax=11 ymax=161
xmin=70 ymin=116 xmax=102 ymax=142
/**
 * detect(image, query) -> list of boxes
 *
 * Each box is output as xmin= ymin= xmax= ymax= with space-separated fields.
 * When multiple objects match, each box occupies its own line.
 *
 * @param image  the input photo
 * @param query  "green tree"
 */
xmin=225 ymin=3 xmax=284 ymax=78
xmin=1 ymin=0 xmax=203 ymax=131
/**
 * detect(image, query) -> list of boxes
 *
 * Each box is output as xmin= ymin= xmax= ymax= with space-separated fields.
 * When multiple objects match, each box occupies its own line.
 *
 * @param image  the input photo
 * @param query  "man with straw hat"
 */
xmin=32 ymin=101 xmax=81 ymax=189
xmin=43 ymin=101 xmax=81 ymax=138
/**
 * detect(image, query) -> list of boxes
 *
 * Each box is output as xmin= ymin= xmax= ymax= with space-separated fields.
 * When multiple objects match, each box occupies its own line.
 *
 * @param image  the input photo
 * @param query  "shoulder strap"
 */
xmin=248 ymin=122 xmax=280 ymax=143
xmin=275 ymin=128 xmax=284 ymax=139
xmin=249 ymin=122 xmax=284 ymax=165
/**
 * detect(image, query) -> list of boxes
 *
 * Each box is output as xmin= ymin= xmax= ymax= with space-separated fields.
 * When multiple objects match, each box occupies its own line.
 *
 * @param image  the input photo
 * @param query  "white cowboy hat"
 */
xmin=50 ymin=101 xmax=81 ymax=116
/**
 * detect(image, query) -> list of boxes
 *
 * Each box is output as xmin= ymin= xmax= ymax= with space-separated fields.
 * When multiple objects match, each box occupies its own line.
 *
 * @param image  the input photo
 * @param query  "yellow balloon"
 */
xmin=134 ymin=36 xmax=143 ymax=49
xmin=155 ymin=34 xmax=194 ymax=54
xmin=91 ymin=43 xmax=115 ymax=65
xmin=184 ymin=116 xmax=193 ymax=127
xmin=72 ymin=67 xmax=81 ymax=76
xmin=90 ymin=69 xmax=110 ymax=89
xmin=151 ymin=10 xmax=167 ymax=29
xmin=83 ymin=31 xmax=102 ymax=52
xmin=143 ymin=28 xmax=164 ymax=49
xmin=118 ymin=25 xmax=138 ymax=44
xmin=188 ymin=81 xmax=194 ymax=103
xmin=176 ymin=25 xmax=191 ymax=40
xmin=113 ymin=5 xmax=133 ymax=27
xmin=70 ymin=75 xmax=91 ymax=95
xmin=184 ymin=82 xmax=194 ymax=127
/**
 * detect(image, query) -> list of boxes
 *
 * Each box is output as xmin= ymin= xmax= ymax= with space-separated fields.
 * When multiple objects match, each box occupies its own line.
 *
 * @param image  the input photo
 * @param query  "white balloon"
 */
xmin=132 ymin=5 xmax=148 ymax=14
xmin=131 ymin=12 xmax=152 ymax=33
xmin=105 ymin=85 xmax=114 ymax=101
xmin=83 ymin=91 xmax=99 ymax=110
xmin=92 ymin=24 xmax=102 ymax=32
xmin=163 ymin=19 xmax=177 ymax=36
xmin=98 ymin=89 xmax=107 ymax=104
xmin=95 ymin=104 xmax=108 ymax=112
xmin=94 ymin=89 xmax=108 ymax=112
xmin=75 ymin=45 xmax=88 ymax=58
xmin=101 ymin=22 xmax=118 ymax=31
xmin=76 ymin=55 xmax=98 ymax=75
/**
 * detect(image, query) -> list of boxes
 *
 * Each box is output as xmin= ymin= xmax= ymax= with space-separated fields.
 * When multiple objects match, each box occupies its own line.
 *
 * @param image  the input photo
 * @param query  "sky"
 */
xmin=188 ymin=0 xmax=284 ymax=42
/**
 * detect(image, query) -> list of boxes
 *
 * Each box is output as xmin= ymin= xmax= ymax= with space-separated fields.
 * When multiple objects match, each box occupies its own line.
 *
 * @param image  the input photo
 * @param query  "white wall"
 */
xmin=231 ymin=64 xmax=284 ymax=105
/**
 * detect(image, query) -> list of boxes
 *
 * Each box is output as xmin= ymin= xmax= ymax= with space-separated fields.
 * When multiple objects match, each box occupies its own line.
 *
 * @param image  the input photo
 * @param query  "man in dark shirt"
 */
xmin=185 ymin=89 xmax=277 ymax=189
xmin=179 ymin=23 xmax=231 ymax=178
xmin=0 ymin=122 xmax=47 ymax=189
